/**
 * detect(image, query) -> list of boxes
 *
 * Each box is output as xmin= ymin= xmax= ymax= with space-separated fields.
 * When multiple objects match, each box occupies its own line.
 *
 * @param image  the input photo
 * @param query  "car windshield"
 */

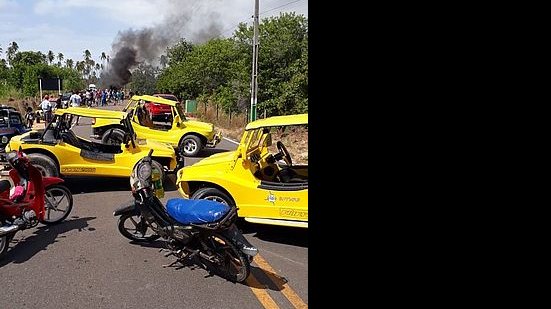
xmin=0 ymin=111 xmax=23 ymax=127
xmin=9 ymin=114 xmax=22 ymax=125
xmin=0 ymin=110 xmax=9 ymax=126
xmin=158 ymin=94 xmax=178 ymax=101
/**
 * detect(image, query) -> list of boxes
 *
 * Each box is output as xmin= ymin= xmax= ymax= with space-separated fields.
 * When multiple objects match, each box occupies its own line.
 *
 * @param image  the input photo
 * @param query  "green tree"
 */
xmin=11 ymin=51 xmax=47 ymax=66
xmin=234 ymin=12 xmax=308 ymax=116
xmin=166 ymin=39 xmax=194 ymax=66
xmin=129 ymin=64 xmax=158 ymax=94
xmin=6 ymin=41 xmax=19 ymax=65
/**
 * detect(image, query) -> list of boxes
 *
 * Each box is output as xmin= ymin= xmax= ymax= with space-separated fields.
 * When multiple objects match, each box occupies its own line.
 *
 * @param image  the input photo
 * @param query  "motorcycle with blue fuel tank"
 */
xmin=113 ymin=150 xmax=258 ymax=283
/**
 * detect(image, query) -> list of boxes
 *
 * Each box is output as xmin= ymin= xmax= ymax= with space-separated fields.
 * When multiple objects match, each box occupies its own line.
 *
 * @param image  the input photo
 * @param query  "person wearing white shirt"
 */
xmin=40 ymin=95 xmax=53 ymax=125
xmin=69 ymin=92 xmax=81 ymax=107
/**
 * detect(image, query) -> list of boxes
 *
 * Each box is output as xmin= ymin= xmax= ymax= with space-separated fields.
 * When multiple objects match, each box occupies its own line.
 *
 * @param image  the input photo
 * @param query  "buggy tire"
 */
xmin=28 ymin=153 xmax=58 ymax=177
xmin=101 ymin=128 xmax=126 ymax=145
xmin=179 ymin=135 xmax=203 ymax=157
xmin=191 ymin=187 xmax=234 ymax=207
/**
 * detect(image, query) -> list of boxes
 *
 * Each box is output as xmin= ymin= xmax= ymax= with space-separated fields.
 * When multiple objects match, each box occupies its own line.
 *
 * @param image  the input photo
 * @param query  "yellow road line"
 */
xmin=246 ymin=271 xmax=280 ymax=309
xmin=254 ymin=254 xmax=308 ymax=309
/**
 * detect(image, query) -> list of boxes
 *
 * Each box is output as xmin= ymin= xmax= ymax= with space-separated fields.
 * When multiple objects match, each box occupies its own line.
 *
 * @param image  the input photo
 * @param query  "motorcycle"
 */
xmin=0 ymin=150 xmax=73 ymax=258
xmin=113 ymin=149 xmax=258 ymax=283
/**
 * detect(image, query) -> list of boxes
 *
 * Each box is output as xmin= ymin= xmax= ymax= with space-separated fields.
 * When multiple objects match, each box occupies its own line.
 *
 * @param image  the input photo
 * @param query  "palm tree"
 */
xmin=57 ymin=52 xmax=64 ymax=66
xmin=47 ymin=50 xmax=55 ymax=65
xmin=101 ymin=52 xmax=107 ymax=62
xmin=65 ymin=58 xmax=74 ymax=69
xmin=83 ymin=49 xmax=91 ymax=62
xmin=95 ymin=63 xmax=100 ymax=71
xmin=76 ymin=61 xmax=85 ymax=74
xmin=6 ymin=41 xmax=19 ymax=65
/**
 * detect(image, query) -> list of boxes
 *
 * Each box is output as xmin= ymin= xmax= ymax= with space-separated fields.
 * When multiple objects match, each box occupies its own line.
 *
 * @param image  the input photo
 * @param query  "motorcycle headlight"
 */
xmin=137 ymin=162 xmax=152 ymax=182
xmin=1 ymin=136 xmax=8 ymax=144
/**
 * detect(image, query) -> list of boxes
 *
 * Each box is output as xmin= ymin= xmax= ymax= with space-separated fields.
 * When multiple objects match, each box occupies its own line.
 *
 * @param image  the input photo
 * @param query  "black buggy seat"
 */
xmin=60 ymin=129 xmax=84 ymax=149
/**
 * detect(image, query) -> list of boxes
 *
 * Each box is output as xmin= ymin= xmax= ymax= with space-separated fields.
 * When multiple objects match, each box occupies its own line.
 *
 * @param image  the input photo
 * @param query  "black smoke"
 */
xmin=99 ymin=0 xmax=224 ymax=88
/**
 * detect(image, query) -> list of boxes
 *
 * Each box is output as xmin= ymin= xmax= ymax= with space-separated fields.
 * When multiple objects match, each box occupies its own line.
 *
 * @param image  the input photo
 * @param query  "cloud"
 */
xmin=33 ymin=0 xmax=173 ymax=27
xmin=0 ymin=0 xmax=18 ymax=10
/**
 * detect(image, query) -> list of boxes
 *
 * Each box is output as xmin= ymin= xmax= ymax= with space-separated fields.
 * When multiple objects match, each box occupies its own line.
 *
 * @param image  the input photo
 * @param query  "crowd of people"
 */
xmin=23 ymin=88 xmax=130 ymax=128
xmin=67 ymin=88 xmax=125 ymax=108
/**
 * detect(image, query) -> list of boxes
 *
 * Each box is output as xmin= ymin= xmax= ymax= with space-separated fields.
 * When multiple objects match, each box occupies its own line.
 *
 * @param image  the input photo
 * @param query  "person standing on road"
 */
xmin=69 ymin=91 xmax=81 ymax=107
xmin=69 ymin=91 xmax=82 ymax=125
xmin=101 ymin=90 xmax=107 ymax=106
xmin=40 ymin=95 xmax=53 ymax=126
xmin=25 ymin=106 xmax=35 ymax=128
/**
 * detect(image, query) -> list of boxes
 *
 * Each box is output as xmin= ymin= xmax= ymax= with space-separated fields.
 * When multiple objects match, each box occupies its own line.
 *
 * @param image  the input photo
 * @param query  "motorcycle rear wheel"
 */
xmin=118 ymin=213 xmax=160 ymax=242
xmin=0 ymin=233 xmax=14 ymax=259
xmin=202 ymin=233 xmax=250 ymax=283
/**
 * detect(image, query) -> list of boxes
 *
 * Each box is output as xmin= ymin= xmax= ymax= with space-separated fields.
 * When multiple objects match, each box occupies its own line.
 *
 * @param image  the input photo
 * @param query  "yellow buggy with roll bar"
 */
xmin=176 ymin=114 xmax=308 ymax=228
xmin=5 ymin=107 xmax=181 ymax=182
xmin=92 ymin=95 xmax=221 ymax=157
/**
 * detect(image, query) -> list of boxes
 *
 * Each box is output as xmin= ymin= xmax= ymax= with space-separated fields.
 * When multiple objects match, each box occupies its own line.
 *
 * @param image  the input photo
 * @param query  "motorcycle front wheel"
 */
xmin=118 ymin=213 xmax=160 ymax=242
xmin=202 ymin=233 xmax=250 ymax=283
xmin=41 ymin=184 xmax=73 ymax=224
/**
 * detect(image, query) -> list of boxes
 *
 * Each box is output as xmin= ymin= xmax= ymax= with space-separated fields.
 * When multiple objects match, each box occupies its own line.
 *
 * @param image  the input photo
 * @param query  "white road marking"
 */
xmin=260 ymin=249 xmax=307 ymax=268
xmin=223 ymin=137 xmax=240 ymax=145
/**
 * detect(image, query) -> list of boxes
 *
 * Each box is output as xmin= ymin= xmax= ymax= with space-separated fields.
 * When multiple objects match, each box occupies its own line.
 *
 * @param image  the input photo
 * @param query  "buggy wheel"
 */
xmin=101 ymin=128 xmax=125 ymax=145
xmin=191 ymin=187 xmax=234 ymax=207
xmin=28 ymin=153 xmax=58 ymax=177
xmin=179 ymin=135 xmax=203 ymax=157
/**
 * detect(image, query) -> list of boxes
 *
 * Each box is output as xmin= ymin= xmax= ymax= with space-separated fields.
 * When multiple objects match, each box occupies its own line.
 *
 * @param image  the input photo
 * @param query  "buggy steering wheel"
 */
xmin=276 ymin=141 xmax=292 ymax=167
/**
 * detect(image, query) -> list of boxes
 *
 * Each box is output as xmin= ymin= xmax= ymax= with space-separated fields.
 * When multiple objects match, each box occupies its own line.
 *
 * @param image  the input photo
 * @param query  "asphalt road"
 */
xmin=0 ymin=105 xmax=308 ymax=309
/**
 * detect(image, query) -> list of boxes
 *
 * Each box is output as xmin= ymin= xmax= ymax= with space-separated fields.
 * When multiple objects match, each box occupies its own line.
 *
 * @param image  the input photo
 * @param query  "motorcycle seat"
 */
xmin=166 ymin=198 xmax=230 ymax=225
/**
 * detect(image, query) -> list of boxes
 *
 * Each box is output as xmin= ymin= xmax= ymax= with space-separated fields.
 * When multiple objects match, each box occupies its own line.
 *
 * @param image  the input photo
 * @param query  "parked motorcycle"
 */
xmin=0 ymin=150 xmax=73 ymax=258
xmin=113 ymin=149 xmax=258 ymax=283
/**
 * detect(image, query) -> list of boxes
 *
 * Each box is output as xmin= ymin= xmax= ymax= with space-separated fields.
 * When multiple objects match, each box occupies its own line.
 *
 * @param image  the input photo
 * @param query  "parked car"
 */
xmin=4 ymin=107 xmax=182 ymax=181
xmin=92 ymin=95 xmax=221 ymax=157
xmin=0 ymin=106 xmax=30 ymax=152
xmin=137 ymin=93 xmax=177 ymax=121
xmin=176 ymin=114 xmax=308 ymax=228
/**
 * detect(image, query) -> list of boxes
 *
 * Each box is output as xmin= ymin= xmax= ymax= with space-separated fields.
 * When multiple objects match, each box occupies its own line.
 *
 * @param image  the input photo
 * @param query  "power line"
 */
xmin=260 ymin=0 xmax=304 ymax=16
xmin=219 ymin=0 xmax=306 ymax=37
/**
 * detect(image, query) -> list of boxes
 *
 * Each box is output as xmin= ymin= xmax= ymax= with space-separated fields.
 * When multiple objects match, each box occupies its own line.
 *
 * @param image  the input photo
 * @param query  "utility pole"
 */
xmin=249 ymin=0 xmax=259 ymax=122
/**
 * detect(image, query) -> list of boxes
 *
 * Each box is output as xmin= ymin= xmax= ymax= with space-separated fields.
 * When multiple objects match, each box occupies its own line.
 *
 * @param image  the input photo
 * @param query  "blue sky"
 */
xmin=0 ymin=0 xmax=307 ymax=64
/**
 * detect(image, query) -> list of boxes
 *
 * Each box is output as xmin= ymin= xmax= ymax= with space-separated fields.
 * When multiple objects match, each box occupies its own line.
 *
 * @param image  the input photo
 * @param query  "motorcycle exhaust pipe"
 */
xmin=0 ymin=225 xmax=19 ymax=236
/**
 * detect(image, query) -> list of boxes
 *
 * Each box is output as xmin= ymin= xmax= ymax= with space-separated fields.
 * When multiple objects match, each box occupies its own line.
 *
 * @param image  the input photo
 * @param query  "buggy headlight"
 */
xmin=1 ymin=136 xmax=8 ymax=144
